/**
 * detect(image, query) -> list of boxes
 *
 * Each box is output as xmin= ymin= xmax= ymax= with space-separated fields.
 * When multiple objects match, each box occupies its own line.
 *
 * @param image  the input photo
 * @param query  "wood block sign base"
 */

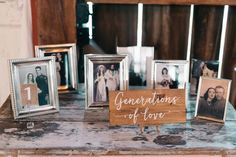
xmin=109 ymin=89 xmax=186 ymax=126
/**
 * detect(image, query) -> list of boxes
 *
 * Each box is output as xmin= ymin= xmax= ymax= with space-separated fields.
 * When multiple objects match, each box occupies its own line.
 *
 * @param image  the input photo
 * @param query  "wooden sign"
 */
xmin=20 ymin=84 xmax=39 ymax=106
xmin=109 ymin=89 xmax=186 ymax=125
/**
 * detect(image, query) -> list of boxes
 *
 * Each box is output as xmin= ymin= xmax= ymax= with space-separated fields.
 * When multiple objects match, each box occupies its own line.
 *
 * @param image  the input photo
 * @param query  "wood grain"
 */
xmin=93 ymin=4 xmax=138 ymax=53
xmin=142 ymin=5 xmax=190 ymax=60
xmin=88 ymin=0 xmax=236 ymax=5
xmin=223 ymin=6 xmax=236 ymax=108
xmin=109 ymin=89 xmax=186 ymax=125
xmin=37 ymin=0 xmax=76 ymax=45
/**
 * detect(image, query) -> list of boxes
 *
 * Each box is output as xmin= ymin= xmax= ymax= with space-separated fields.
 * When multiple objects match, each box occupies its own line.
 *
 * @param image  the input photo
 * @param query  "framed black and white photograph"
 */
xmin=195 ymin=77 xmax=231 ymax=123
xmin=85 ymin=54 xmax=129 ymax=108
xmin=35 ymin=43 xmax=78 ymax=93
xmin=151 ymin=60 xmax=189 ymax=89
xmin=190 ymin=59 xmax=219 ymax=95
xmin=9 ymin=57 xmax=59 ymax=119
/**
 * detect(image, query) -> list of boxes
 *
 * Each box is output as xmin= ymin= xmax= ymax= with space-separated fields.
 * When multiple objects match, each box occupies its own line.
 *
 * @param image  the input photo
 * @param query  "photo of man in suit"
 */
xmin=35 ymin=66 xmax=49 ymax=106
xmin=214 ymin=85 xmax=226 ymax=119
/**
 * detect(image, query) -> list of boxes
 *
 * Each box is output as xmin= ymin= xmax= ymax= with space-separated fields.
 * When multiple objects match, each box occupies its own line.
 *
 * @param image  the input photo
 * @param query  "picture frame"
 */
xmin=190 ymin=58 xmax=219 ymax=95
xmin=35 ymin=43 xmax=78 ymax=93
xmin=9 ymin=57 xmax=59 ymax=119
xmin=195 ymin=77 xmax=231 ymax=123
xmin=151 ymin=60 xmax=189 ymax=89
xmin=84 ymin=54 xmax=129 ymax=109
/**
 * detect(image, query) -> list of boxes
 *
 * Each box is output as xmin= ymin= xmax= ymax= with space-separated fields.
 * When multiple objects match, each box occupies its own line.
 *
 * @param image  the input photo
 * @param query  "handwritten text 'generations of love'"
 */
xmin=113 ymin=91 xmax=180 ymax=124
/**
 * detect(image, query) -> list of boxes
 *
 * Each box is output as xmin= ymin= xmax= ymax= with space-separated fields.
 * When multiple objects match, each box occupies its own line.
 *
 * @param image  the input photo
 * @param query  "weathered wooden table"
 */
xmin=0 ymin=86 xmax=236 ymax=157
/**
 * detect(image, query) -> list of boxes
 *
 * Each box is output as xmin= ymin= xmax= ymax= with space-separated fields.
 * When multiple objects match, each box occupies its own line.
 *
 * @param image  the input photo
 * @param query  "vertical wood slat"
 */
xmin=191 ymin=5 xmax=224 ymax=60
xmin=223 ymin=6 xmax=236 ymax=107
xmin=142 ymin=5 xmax=190 ymax=60
xmin=37 ymin=0 xmax=76 ymax=45
xmin=93 ymin=4 xmax=138 ymax=54
xmin=31 ymin=0 xmax=39 ymax=50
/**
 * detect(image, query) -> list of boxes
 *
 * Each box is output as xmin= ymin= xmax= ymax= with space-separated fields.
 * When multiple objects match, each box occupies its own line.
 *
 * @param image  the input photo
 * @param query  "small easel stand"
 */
xmin=138 ymin=125 xmax=160 ymax=136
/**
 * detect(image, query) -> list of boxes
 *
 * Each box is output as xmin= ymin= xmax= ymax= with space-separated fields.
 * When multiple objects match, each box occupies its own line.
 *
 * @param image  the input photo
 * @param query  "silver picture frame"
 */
xmin=84 ymin=54 xmax=129 ymax=109
xmin=9 ymin=57 xmax=59 ymax=119
xmin=151 ymin=60 xmax=189 ymax=89
xmin=35 ymin=43 xmax=78 ymax=93
xmin=195 ymin=77 xmax=231 ymax=123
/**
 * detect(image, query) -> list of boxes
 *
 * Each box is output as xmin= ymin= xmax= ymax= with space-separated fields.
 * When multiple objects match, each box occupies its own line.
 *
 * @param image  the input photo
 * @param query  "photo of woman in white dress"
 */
xmin=94 ymin=65 xmax=107 ymax=102
xmin=24 ymin=73 xmax=36 ymax=84
xmin=156 ymin=67 xmax=173 ymax=89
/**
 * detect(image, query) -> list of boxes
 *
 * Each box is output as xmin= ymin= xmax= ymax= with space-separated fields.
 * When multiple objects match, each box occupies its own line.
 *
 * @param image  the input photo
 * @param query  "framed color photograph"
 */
xmin=35 ymin=43 xmax=78 ymax=93
xmin=195 ymin=77 xmax=231 ymax=123
xmin=151 ymin=60 xmax=189 ymax=89
xmin=190 ymin=59 xmax=219 ymax=95
xmin=85 ymin=54 xmax=129 ymax=108
xmin=9 ymin=57 xmax=59 ymax=119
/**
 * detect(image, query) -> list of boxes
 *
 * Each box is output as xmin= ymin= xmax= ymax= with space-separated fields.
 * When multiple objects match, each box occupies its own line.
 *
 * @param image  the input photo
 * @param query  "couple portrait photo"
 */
xmin=45 ymin=52 xmax=68 ymax=89
xmin=20 ymin=65 xmax=49 ymax=107
xmin=93 ymin=63 xmax=120 ymax=103
xmin=196 ymin=77 xmax=231 ymax=122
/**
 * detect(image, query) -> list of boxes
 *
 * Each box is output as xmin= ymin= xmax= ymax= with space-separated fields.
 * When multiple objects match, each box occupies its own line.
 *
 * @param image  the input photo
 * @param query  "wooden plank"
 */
xmin=37 ymin=0 xmax=76 ymax=45
xmin=87 ymin=0 xmax=236 ymax=5
xmin=109 ymin=89 xmax=186 ymax=125
xmin=86 ymin=0 xmax=139 ymax=4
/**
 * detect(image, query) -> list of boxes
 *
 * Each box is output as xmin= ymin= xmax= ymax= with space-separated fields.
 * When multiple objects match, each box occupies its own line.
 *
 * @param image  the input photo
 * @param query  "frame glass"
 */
xmin=84 ymin=54 xmax=129 ymax=108
xmin=9 ymin=57 xmax=59 ymax=119
xmin=151 ymin=60 xmax=189 ymax=89
xmin=195 ymin=77 xmax=231 ymax=123
xmin=35 ymin=43 xmax=78 ymax=93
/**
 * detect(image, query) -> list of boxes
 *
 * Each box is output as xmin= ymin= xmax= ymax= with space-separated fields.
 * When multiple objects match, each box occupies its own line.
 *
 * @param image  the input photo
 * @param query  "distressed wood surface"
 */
xmin=0 ymin=85 xmax=236 ymax=156
xmin=109 ymin=89 xmax=186 ymax=125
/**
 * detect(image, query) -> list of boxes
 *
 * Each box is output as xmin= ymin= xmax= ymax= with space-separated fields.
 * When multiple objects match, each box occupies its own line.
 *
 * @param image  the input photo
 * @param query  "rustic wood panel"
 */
xmin=87 ymin=0 xmax=236 ymax=5
xmin=109 ymin=89 xmax=186 ymax=125
xmin=142 ymin=5 xmax=190 ymax=59
xmin=223 ymin=6 xmax=236 ymax=108
xmin=191 ymin=5 xmax=223 ymax=60
xmin=37 ymin=0 xmax=76 ymax=45
xmin=93 ymin=4 xmax=138 ymax=54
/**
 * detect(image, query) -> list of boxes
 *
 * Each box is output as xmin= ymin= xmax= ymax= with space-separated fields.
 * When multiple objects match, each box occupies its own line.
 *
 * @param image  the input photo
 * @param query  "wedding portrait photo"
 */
xmin=44 ymin=52 xmax=69 ymax=88
xmin=35 ymin=43 xmax=78 ymax=93
xmin=84 ymin=54 xmax=128 ymax=108
xmin=152 ymin=60 xmax=188 ymax=89
xmin=93 ymin=63 xmax=120 ymax=103
xmin=9 ymin=57 xmax=59 ymax=119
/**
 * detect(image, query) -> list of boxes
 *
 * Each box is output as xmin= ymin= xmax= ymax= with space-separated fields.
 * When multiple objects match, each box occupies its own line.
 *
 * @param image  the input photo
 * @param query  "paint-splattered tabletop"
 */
xmin=0 ymin=88 xmax=236 ymax=156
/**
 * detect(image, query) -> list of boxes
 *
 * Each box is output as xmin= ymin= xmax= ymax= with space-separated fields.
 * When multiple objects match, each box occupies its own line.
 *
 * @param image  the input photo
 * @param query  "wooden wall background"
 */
xmin=33 ymin=0 xmax=76 ymax=45
xmin=142 ymin=5 xmax=190 ymax=59
xmin=191 ymin=5 xmax=223 ymax=60
xmin=32 ymin=0 xmax=236 ymax=107
xmin=93 ymin=4 xmax=138 ymax=53
xmin=223 ymin=6 xmax=236 ymax=105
